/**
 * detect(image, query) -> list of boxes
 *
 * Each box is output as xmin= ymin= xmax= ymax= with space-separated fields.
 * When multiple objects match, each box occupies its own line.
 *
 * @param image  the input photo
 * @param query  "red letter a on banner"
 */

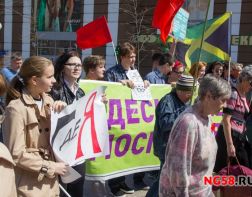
xmin=76 ymin=92 xmax=102 ymax=159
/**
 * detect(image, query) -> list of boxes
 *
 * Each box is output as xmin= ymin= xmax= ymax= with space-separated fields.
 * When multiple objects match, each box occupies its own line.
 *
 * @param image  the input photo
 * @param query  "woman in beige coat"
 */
xmin=0 ymin=73 xmax=17 ymax=197
xmin=0 ymin=142 xmax=17 ymax=197
xmin=3 ymin=56 xmax=68 ymax=197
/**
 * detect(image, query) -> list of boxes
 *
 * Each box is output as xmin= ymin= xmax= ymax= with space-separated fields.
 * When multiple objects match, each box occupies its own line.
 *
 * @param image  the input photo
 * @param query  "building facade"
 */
xmin=0 ymin=0 xmax=251 ymax=76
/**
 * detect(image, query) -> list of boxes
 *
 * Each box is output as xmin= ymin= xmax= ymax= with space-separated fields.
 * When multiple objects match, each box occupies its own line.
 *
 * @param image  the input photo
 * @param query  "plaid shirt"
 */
xmin=153 ymin=89 xmax=188 ymax=162
xmin=105 ymin=64 xmax=134 ymax=82
xmin=144 ymin=69 xmax=167 ymax=84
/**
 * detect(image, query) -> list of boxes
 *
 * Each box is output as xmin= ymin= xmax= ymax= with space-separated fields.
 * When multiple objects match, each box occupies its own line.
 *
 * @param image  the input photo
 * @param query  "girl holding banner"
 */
xmin=51 ymin=50 xmax=85 ymax=197
xmin=3 ymin=56 xmax=68 ymax=197
xmin=105 ymin=42 xmax=149 ymax=196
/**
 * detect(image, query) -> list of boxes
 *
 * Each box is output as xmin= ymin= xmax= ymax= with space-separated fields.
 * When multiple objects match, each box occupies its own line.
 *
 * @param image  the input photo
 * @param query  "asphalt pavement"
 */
xmin=84 ymin=173 xmax=155 ymax=197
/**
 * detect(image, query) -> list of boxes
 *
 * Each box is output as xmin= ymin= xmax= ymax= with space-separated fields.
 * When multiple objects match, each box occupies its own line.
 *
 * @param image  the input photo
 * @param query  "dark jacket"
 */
xmin=50 ymin=82 xmax=85 ymax=105
xmin=153 ymin=89 xmax=188 ymax=162
xmin=50 ymin=81 xmax=86 ymax=194
xmin=105 ymin=64 xmax=134 ymax=82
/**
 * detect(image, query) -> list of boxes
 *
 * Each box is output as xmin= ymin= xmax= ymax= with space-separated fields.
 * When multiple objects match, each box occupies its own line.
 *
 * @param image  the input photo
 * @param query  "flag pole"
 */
xmin=172 ymin=40 xmax=177 ymax=58
xmin=196 ymin=0 xmax=211 ymax=67
xmin=228 ymin=12 xmax=232 ymax=58
xmin=111 ymin=41 xmax=119 ymax=65
xmin=59 ymin=184 xmax=71 ymax=197
xmin=228 ymin=57 xmax=231 ymax=83
xmin=227 ymin=11 xmax=233 ymax=83
xmin=190 ymin=0 xmax=211 ymax=105
xmin=169 ymin=37 xmax=177 ymax=58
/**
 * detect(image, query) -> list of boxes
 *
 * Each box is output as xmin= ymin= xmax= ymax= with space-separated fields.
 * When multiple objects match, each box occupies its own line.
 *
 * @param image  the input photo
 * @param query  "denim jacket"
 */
xmin=153 ymin=89 xmax=188 ymax=162
xmin=105 ymin=64 xmax=135 ymax=82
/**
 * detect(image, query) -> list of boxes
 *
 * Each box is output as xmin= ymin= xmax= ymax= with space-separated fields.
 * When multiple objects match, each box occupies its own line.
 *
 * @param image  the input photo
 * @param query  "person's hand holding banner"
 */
xmin=126 ymin=70 xmax=152 ymax=101
xmin=50 ymin=86 xmax=109 ymax=166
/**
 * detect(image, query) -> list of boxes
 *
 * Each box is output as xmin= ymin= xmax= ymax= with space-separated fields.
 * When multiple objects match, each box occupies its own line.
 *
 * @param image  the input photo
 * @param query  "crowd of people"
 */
xmin=0 ymin=42 xmax=252 ymax=197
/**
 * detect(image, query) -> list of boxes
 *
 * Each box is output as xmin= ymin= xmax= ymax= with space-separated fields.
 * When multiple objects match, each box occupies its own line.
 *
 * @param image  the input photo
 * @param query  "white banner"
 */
xmin=50 ymin=86 xmax=109 ymax=166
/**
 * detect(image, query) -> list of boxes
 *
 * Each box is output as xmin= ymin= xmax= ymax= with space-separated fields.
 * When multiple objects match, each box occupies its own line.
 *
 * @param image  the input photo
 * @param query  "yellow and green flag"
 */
xmin=176 ymin=12 xmax=232 ymax=72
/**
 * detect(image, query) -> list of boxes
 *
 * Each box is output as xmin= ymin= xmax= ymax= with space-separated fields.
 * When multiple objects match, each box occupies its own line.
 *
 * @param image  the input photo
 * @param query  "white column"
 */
xmin=81 ymin=0 xmax=94 ymax=59
xmin=4 ymin=0 xmax=13 ymax=66
xmin=227 ymin=1 xmax=242 ymax=62
xmin=22 ymin=0 xmax=32 ymax=59
xmin=106 ymin=0 xmax=120 ymax=69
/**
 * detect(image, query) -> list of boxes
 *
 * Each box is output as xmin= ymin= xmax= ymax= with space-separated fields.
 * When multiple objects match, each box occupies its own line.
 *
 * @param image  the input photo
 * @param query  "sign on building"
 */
xmin=231 ymin=35 xmax=252 ymax=46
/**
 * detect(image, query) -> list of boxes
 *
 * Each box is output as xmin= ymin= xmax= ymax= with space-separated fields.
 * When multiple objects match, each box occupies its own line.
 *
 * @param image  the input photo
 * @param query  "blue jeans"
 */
xmin=145 ymin=160 xmax=164 ymax=197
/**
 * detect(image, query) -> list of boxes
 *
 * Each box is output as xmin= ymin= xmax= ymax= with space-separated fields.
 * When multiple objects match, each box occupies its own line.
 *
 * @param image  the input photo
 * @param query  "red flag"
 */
xmin=152 ymin=0 xmax=184 ymax=44
xmin=76 ymin=16 xmax=112 ymax=49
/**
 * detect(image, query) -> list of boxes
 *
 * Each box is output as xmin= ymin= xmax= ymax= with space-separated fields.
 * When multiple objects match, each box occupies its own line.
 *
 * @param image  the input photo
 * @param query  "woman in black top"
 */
xmin=214 ymin=65 xmax=252 ymax=172
xmin=51 ymin=50 xmax=85 ymax=104
xmin=50 ymin=50 xmax=85 ymax=197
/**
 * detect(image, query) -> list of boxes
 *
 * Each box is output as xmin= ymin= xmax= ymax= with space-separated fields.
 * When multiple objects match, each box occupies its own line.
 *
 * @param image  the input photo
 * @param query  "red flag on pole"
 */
xmin=152 ymin=0 xmax=184 ymax=44
xmin=76 ymin=16 xmax=112 ymax=49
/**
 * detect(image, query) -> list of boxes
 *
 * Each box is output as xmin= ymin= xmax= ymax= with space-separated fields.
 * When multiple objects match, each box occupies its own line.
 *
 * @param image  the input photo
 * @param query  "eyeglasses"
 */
xmin=65 ymin=63 xmax=82 ymax=68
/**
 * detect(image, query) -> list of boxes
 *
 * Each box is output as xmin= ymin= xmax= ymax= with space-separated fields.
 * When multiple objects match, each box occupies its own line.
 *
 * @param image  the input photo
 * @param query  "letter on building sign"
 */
xmin=240 ymin=36 xmax=248 ymax=45
xmin=249 ymin=36 xmax=252 ymax=45
xmin=231 ymin=35 xmax=239 ymax=45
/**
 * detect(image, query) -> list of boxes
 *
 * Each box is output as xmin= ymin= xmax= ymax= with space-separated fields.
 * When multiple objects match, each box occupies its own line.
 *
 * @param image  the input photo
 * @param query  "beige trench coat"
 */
xmin=3 ymin=91 xmax=60 ymax=197
xmin=0 ymin=142 xmax=17 ymax=197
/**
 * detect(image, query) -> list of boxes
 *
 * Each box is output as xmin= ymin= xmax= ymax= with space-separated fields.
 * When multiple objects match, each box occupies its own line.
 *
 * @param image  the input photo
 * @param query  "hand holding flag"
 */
xmin=76 ymin=16 xmax=112 ymax=49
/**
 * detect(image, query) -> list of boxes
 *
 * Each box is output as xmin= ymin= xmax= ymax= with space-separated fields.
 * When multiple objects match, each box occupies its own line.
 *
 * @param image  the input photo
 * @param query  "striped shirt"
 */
xmin=223 ymin=89 xmax=249 ymax=134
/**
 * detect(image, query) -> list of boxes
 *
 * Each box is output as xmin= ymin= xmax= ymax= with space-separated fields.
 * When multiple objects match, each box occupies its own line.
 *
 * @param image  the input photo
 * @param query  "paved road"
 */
xmin=84 ymin=181 xmax=149 ymax=197
xmin=83 ymin=174 xmax=155 ymax=197
xmin=127 ymin=190 xmax=148 ymax=197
